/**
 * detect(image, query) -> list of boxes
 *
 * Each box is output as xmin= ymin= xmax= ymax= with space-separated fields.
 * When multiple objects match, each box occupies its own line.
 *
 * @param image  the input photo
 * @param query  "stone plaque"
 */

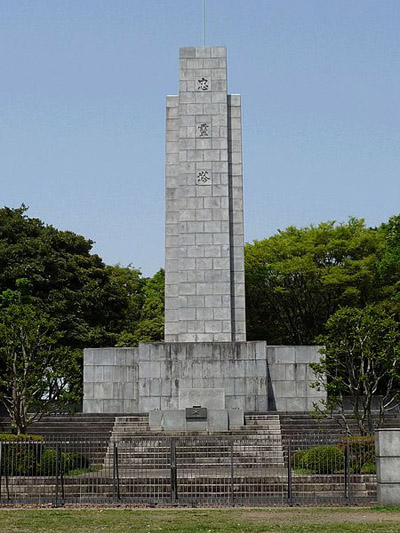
xmin=186 ymin=406 xmax=207 ymax=420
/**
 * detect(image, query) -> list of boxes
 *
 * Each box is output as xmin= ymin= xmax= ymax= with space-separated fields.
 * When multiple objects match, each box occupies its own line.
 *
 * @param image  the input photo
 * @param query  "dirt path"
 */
xmin=230 ymin=508 xmax=400 ymax=524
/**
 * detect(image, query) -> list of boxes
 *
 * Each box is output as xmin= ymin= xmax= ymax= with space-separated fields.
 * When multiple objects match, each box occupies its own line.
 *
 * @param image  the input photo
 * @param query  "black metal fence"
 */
xmin=0 ymin=434 xmax=376 ymax=505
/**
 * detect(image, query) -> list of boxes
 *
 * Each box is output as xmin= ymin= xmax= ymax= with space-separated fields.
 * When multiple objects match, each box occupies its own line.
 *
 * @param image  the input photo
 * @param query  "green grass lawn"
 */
xmin=0 ymin=507 xmax=400 ymax=532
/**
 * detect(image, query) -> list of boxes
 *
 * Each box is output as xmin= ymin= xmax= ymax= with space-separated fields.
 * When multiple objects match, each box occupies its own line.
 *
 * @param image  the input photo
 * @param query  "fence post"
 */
xmin=170 ymin=438 xmax=177 ymax=503
xmin=4 ymin=443 xmax=9 ymax=501
xmin=55 ymin=444 xmax=60 ymax=507
xmin=113 ymin=442 xmax=120 ymax=501
xmin=0 ymin=441 xmax=2 ymax=501
xmin=230 ymin=439 xmax=234 ymax=504
xmin=287 ymin=439 xmax=293 ymax=505
xmin=344 ymin=439 xmax=350 ymax=499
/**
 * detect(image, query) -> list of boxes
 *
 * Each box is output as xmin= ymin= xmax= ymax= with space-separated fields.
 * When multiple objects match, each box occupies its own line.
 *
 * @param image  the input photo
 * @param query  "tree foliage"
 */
xmin=0 ymin=206 xmax=164 ymax=414
xmin=0 ymin=205 xmax=128 ymax=349
xmin=0 ymin=290 xmax=80 ymax=433
xmin=245 ymin=218 xmax=384 ymax=344
xmin=311 ymin=306 xmax=400 ymax=435
xmin=115 ymin=269 xmax=165 ymax=346
xmin=378 ymin=214 xmax=400 ymax=306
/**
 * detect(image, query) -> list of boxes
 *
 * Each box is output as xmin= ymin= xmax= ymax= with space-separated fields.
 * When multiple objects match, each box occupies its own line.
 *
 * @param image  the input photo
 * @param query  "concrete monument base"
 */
xmin=149 ymin=408 xmax=244 ymax=432
xmin=83 ymin=341 xmax=325 ymax=415
xmin=376 ymin=428 xmax=400 ymax=505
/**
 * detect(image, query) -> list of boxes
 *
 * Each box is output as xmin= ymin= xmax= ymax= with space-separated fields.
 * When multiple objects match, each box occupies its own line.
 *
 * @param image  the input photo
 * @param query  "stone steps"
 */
xmin=0 ymin=415 xmax=116 ymax=442
xmin=104 ymin=413 xmax=285 ymax=473
xmin=3 ymin=475 xmax=376 ymax=500
xmin=112 ymin=432 xmax=283 ymax=439
xmin=0 ymin=414 xmax=117 ymax=468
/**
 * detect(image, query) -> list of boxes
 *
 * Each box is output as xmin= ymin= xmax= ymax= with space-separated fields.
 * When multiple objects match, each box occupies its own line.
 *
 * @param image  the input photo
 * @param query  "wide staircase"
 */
xmin=95 ymin=413 xmax=375 ymax=502
xmin=105 ymin=413 xmax=285 ymax=474
xmin=0 ymin=414 xmax=116 ymax=466
xmin=280 ymin=412 xmax=400 ymax=452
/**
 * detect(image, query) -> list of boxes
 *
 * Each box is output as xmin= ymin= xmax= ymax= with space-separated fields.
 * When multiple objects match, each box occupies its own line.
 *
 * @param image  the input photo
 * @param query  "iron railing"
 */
xmin=0 ymin=434 xmax=376 ymax=505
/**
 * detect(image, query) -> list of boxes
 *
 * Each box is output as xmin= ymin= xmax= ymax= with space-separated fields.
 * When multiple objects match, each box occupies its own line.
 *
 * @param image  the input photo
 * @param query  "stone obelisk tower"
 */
xmin=165 ymin=46 xmax=246 ymax=342
xmin=82 ymin=46 xmax=326 ymax=418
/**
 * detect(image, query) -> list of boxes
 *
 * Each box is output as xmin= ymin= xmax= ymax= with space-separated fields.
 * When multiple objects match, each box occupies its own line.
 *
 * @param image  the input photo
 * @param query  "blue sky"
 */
xmin=1 ymin=1 xmax=399 ymax=275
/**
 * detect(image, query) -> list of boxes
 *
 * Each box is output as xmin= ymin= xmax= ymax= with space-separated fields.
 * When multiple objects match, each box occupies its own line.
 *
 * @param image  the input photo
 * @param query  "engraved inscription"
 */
xmin=197 ymin=170 xmax=210 ymax=184
xmin=186 ymin=406 xmax=207 ymax=420
xmin=198 ymin=123 xmax=209 ymax=137
xmin=198 ymin=77 xmax=209 ymax=91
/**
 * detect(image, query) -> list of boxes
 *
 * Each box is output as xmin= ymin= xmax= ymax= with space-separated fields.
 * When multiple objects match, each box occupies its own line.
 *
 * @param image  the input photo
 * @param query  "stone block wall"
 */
xmin=266 ymin=346 xmax=324 ymax=411
xmin=83 ymin=343 xmax=326 ymax=414
xmin=227 ymin=94 xmax=246 ymax=341
xmin=138 ymin=342 xmax=268 ymax=412
xmin=83 ymin=348 xmax=139 ymax=413
xmin=164 ymin=46 xmax=246 ymax=343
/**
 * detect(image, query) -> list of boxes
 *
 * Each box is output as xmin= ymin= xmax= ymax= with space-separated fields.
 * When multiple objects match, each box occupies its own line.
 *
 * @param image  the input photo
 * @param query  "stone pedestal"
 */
xmin=148 ymin=408 xmax=243 ymax=432
xmin=376 ymin=428 xmax=400 ymax=505
xmin=83 ymin=342 xmax=325 ymax=415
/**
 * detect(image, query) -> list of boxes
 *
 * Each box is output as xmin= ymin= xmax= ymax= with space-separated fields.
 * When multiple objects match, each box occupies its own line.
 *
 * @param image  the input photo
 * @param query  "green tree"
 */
xmin=116 ymin=269 xmax=165 ymax=346
xmin=0 ymin=206 xmax=151 ymax=400
xmin=0 ymin=291 xmax=79 ymax=434
xmin=106 ymin=264 xmax=146 ymax=333
xmin=245 ymin=218 xmax=384 ymax=344
xmin=0 ymin=205 xmax=130 ymax=350
xmin=311 ymin=306 xmax=400 ymax=435
xmin=378 ymin=214 xmax=400 ymax=306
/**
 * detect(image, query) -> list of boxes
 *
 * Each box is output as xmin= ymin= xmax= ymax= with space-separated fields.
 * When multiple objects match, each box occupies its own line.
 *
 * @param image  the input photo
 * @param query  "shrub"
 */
xmin=67 ymin=452 xmax=90 ymax=470
xmin=0 ymin=435 xmax=43 ymax=476
xmin=39 ymin=449 xmax=59 ymax=475
xmin=0 ymin=433 xmax=43 ymax=442
xmin=0 ymin=437 xmax=91 ymax=476
xmin=39 ymin=449 xmax=90 ymax=475
xmin=360 ymin=462 xmax=376 ymax=474
xmin=303 ymin=446 xmax=344 ymax=474
xmin=338 ymin=436 xmax=375 ymax=474
xmin=338 ymin=436 xmax=374 ymax=456
xmin=291 ymin=449 xmax=308 ymax=469
xmin=39 ymin=449 xmax=69 ymax=475
xmin=1 ymin=447 xmax=36 ymax=476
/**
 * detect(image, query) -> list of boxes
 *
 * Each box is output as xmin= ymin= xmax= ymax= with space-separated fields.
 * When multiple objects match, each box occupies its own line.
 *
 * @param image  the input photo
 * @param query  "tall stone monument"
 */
xmin=165 ymin=46 xmax=245 ymax=343
xmin=82 ymin=46 xmax=325 ymax=421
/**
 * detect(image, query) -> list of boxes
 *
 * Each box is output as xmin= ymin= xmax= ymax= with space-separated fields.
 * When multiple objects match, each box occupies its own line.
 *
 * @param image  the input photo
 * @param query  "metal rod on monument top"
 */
xmin=203 ymin=0 xmax=206 ymax=46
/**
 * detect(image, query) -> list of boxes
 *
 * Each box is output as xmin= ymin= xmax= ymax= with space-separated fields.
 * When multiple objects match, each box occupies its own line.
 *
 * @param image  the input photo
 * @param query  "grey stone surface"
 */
xmin=163 ymin=410 xmax=187 ymax=431
xmin=376 ymin=428 xmax=400 ymax=457
xmin=149 ymin=409 xmax=232 ymax=431
xmin=207 ymin=410 xmax=229 ymax=431
xmin=376 ymin=429 xmax=400 ymax=505
xmin=138 ymin=341 xmax=268 ymax=413
xmin=83 ymin=342 xmax=325 ymax=415
xmin=266 ymin=346 xmax=325 ymax=412
xmin=179 ymin=388 xmax=225 ymax=409
xmin=148 ymin=410 xmax=163 ymax=429
xmin=377 ymin=485 xmax=400 ymax=506
xmin=228 ymin=409 xmax=244 ymax=428
xmin=165 ymin=46 xmax=246 ymax=342
xmin=83 ymin=348 xmax=138 ymax=413
xmin=377 ymin=457 xmax=400 ymax=483
xmin=186 ymin=420 xmax=208 ymax=431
